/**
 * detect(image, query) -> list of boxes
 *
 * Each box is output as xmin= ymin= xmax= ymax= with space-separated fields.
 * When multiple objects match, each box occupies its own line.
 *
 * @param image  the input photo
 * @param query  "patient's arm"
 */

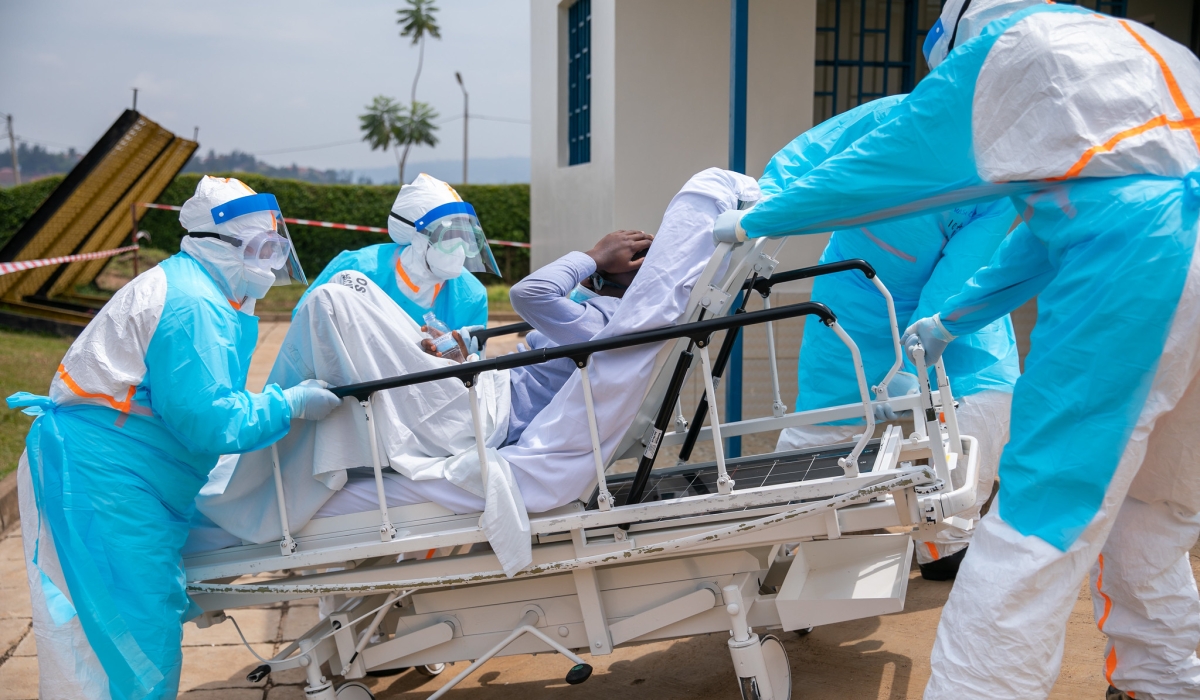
xmin=509 ymin=251 xmax=609 ymax=345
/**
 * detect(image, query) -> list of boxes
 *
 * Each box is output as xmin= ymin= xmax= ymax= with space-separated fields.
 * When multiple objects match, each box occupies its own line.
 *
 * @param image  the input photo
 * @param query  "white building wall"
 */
xmin=530 ymin=0 xmax=618 ymax=268
xmin=531 ymin=0 xmax=828 ymax=278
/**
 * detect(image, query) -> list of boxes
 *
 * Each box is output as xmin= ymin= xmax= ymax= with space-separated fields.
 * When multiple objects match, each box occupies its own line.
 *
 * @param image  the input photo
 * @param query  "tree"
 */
xmin=360 ymin=95 xmax=406 ymax=183
xmin=359 ymin=96 xmax=440 ymax=183
xmin=396 ymin=0 xmax=441 ymax=103
xmin=395 ymin=100 xmax=440 ymax=183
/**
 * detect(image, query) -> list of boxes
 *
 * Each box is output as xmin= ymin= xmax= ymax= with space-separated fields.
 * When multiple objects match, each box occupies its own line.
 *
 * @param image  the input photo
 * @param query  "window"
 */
xmin=567 ymin=0 xmax=591 ymax=166
xmin=814 ymin=0 xmax=1129 ymax=123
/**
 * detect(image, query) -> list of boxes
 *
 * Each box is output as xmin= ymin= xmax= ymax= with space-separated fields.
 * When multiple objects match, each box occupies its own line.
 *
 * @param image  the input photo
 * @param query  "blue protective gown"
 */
xmin=760 ymin=96 xmax=1019 ymax=414
xmin=297 ymin=243 xmax=488 ymax=329
xmin=9 ymin=252 xmax=292 ymax=699
xmin=738 ymin=3 xmax=1200 ymax=550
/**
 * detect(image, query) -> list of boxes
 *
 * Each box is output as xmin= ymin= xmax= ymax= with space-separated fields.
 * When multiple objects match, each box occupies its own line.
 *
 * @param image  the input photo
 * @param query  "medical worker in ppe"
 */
xmin=714 ymin=0 xmax=1200 ymax=696
xmin=766 ymin=94 xmax=1020 ymax=581
xmin=299 ymin=173 xmax=498 ymax=330
xmin=8 ymin=175 xmax=341 ymax=700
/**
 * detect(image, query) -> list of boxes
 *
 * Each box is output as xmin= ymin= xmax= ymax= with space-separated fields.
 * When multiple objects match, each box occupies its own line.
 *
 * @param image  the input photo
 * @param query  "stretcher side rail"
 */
xmin=674 ymin=258 xmax=890 ymax=470
xmin=328 ymin=300 xmax=838 ymax=402
xmin=322 ymin=297 xmax=874 ymax=536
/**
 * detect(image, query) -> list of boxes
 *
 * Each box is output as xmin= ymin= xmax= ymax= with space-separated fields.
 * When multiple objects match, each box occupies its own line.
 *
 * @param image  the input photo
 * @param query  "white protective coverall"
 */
xmin=727 ymin=0 xmax=1200 ymax=696
xmin=194 ymin=167 xmax=758 ymax=577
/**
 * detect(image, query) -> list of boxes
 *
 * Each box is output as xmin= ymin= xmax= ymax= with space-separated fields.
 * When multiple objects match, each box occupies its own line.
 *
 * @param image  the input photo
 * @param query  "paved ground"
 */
xmin=0 ymin=305 xmax=1189 ymax=698
xmin=5 ymin=521 xmax=1183 ymax=699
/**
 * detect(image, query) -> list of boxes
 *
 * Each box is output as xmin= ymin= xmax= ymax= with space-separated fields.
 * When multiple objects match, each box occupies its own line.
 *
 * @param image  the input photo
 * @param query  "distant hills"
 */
xmin=351 ymin=157 xmax=530 ymax=186
xmin=0 ymin=144 xmax=84 ymax=186
xmin=1 ymin=145 xmax=529 ymax=187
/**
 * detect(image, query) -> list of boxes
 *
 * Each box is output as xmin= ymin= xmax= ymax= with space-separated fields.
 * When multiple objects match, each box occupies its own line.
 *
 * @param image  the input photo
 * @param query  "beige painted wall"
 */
xmin=531 ymin=0 xmax=618 ymax=268
xmin=531 ymin=0 xmax=829 ymax=279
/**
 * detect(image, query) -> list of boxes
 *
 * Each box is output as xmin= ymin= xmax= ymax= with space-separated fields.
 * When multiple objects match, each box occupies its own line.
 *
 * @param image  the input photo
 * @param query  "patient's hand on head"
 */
xmin=584 ymin=229 xmax=653 ymax=297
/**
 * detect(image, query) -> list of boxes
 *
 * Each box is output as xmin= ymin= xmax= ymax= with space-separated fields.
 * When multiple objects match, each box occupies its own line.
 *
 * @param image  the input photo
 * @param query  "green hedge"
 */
xmin=1 ymin=174 xmax=530 ymax=281
xmin=0 ymin=175 xmax=66 ymax=250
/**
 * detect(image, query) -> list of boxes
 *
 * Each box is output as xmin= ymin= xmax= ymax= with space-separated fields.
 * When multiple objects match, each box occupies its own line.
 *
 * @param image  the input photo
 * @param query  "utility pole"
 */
xmin=132 ymin=87 xmax=139 ymax=111
xmin=455 ymin=71 xmax=468 ymax=184
xmin=193 ymin=126 xmax=200 ymax=142
xmin=4 ymin=114 xmax=19 ymax=186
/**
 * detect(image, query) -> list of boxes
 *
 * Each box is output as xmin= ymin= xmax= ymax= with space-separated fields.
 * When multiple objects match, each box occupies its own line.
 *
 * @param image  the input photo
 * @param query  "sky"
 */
xmin=0 ymin=0 xmax=531 ymax=173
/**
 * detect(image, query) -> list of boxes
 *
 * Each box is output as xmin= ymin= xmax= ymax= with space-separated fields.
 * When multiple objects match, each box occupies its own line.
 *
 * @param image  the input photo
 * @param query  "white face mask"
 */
xmin=424 ymin=241 xmax=467 ymax=281
xmin=242 ymin=264 xmax=276 ymax=300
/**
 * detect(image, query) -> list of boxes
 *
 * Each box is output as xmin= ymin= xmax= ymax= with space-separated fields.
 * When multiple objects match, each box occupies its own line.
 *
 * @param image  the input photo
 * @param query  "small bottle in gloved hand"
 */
xmin=422 ymin=312 xmax=465 ymax=363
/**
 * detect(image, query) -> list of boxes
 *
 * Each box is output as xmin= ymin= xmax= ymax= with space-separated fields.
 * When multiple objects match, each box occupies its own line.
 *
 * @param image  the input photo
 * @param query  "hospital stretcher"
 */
xmin=182 ymin=237 xmax=981 ymax=700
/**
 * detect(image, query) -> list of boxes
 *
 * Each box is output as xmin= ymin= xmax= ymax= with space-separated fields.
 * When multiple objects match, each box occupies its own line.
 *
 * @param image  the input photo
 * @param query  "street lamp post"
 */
xmin=455 ymin=71 xmax=468 ymax=184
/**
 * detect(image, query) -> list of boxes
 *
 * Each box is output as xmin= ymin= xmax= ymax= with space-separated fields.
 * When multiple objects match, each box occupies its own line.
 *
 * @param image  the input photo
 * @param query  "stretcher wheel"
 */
xmin=335 ymin=682 xmax=374 ymax=700
xmin=737 ymin=635 xmax=791 ymax=700
xmin=566 ymin=663 xmax=593 ymax=684
xmin=416 ymin=663 xmax=446 ymax=676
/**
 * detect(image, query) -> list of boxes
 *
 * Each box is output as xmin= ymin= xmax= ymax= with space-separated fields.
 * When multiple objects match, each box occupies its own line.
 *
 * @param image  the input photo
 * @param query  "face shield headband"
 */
xmin=391 ymin=201 xmax=502 ymax=277
xmin=209 ymin=193 xmax=307 ymax=286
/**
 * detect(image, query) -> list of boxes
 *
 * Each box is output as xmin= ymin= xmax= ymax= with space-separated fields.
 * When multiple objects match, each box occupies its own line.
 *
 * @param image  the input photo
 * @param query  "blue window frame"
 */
xmin=568 ymin=0 xmax=591 ymax=166
xmin=814 ymin=0 xmax=1127 ymax=123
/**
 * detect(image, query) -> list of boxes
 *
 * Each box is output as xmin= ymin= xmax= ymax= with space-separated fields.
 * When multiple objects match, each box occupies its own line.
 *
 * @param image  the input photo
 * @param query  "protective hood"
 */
xmin=179 ymin=176 xmax=306 ymax=286
xmin=924 ymin=0 xmax=1044 ymax=70
xmin=387 ymin=173 xmax=501 ymax=280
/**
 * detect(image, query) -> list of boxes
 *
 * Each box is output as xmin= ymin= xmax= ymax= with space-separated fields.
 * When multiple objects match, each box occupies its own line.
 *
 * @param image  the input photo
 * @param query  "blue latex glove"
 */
xmin=712 ymin=208 xmax=749 ymax=244
xmin=902 ymin=314 xmax=956 ymax=366
xmin=458 ymin=324 xmax=487 ymax=355
xmin=283 ymin=379 xmax=341 ymax=421
xmin=874 ymin=371 xmax=919 ymax=421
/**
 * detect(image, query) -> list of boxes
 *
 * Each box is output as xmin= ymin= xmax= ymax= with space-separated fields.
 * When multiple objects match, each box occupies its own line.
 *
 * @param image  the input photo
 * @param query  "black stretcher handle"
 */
xmin=470 ymin=321 xmax=533 ymax=345
xmin=674 ymin=292 xmax=756 ymax=465
xmin=331 ymin=300 xmax=837 ymax=401
xmin=744 ymin=258 xmax=877 ymax=297
xmin=621 ymin=347 xmax=695 ymax=507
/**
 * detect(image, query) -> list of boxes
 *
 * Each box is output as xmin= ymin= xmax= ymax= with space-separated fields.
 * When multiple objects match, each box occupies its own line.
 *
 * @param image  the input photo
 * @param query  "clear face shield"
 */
xmin=210 ymin=193 xmax=307 ymax=286
xmin=410 ymin=202 xmax=502 ymax=277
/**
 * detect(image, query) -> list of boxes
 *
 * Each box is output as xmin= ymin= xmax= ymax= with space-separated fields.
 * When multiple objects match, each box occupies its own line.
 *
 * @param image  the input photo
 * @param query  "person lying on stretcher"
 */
xmin=418 ymin=228 xmax=650 ymax=432
xmin=192 ymin=168 xmax=759 ymax=576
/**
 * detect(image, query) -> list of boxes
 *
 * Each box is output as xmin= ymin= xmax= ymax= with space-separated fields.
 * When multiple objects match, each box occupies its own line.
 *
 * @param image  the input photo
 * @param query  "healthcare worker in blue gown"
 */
xmin=298 ymin=173 xmax=498 ymax=331
xmin=765 ymin=94 xmax=1021 ymax=581
xmin=715 ymin=1 xmax=1200 ymax=696
xmin=8 ymin=176 xmax=342 ymax=699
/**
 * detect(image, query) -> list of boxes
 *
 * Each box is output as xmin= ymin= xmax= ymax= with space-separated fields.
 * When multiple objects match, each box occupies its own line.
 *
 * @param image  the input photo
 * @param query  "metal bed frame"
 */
xmin=183 ymin=238 xmax=979 ymax=700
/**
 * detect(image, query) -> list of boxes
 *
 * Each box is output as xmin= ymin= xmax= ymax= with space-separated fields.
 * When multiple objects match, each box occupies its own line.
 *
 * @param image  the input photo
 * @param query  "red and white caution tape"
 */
xmin=0 ymin=245 xmax=140 ymax=276
xmin=140 ymin=202 xmax=531 ymax=249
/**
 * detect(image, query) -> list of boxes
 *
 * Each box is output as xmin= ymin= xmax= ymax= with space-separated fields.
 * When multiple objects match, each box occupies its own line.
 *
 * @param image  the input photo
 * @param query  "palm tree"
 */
xmin=397 ymin=0 xmax=441 ymax=103
xmin=359 ymin=95 xmax=405 ymax=183
xmin=395 ymin=100 xmax=440 ymax=182
xmin=359 ymin=97 xmax=440 ymax=183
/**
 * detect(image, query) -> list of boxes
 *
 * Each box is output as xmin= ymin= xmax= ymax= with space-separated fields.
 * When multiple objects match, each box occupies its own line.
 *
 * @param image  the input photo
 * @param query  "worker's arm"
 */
xmin=145 ymin=299 xmax=291 ymax=455
xmin=758 ymin=95 xmax=907 ymax=197
xmin=509 ymin=251 xmax=609 ymax=345
xmin=937 ymin=220 xmax=1056 ymax=338
xmin=740 ymin=42 xmax=999 ymax=239
xmin=912 ymin=200 xmax=1020 ymax=324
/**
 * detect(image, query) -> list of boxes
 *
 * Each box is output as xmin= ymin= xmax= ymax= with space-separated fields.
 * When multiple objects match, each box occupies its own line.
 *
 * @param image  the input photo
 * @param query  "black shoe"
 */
xmin=918 ymin=547 xmax=967 ymax=581
xmin=1107 ymin=686 xmax=1134 ymax=700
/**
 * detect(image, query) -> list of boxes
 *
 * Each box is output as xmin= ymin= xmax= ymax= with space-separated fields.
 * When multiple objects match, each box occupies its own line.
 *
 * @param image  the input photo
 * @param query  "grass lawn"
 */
xmin=0 ymin=329 xmax=73 ymax=479
xmin=487 ymin=283 xmax=513 ymax=315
